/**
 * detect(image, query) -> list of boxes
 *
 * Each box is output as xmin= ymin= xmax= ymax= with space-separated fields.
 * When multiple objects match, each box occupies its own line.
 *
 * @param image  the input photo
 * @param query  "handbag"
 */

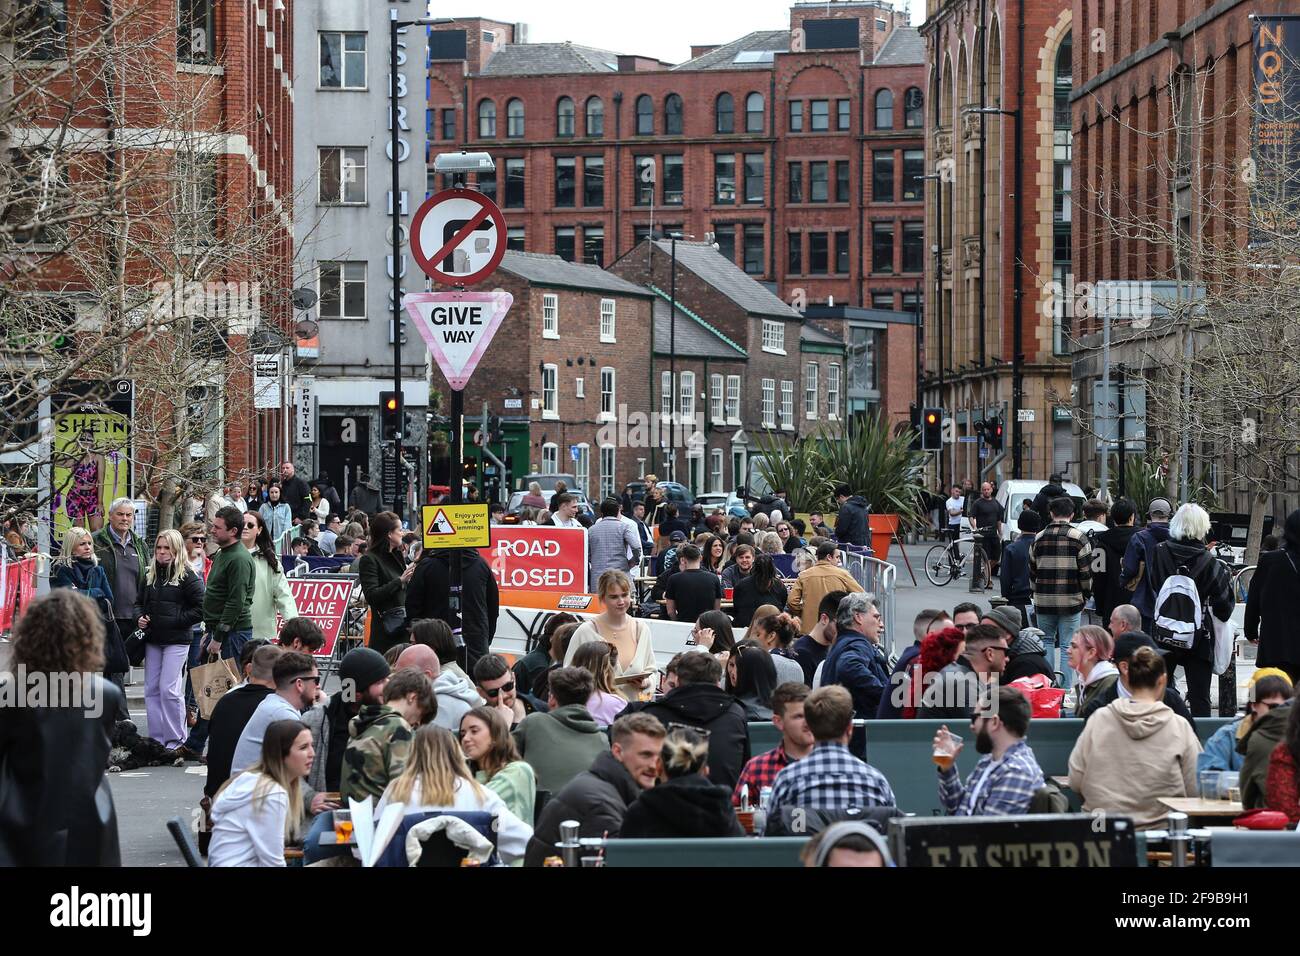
xmin=380 ymin=606 xmax=408 ymax=636
xmin=123 ymin=629 xmax=147 ymax=668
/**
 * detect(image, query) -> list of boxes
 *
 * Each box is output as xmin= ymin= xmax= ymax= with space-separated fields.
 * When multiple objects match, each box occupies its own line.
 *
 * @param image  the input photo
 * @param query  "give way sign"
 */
xmin=403 ymin=290 xmax=513 ymax=391
xmin=410 ymin=188 xmax=507 ymax=286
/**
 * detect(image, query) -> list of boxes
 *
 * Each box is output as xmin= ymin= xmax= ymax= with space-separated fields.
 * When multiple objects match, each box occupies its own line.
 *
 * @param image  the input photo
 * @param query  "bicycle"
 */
xmin=924 ymin=528 xmax=996 ymax=588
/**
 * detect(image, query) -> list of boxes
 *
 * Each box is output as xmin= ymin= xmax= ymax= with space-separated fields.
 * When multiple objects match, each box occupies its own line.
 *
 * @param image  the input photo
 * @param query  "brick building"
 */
xmin=425 ymin=0 xmax=922 ymax=426
xmin=920 ymin=0 xmax=1073 ymax=486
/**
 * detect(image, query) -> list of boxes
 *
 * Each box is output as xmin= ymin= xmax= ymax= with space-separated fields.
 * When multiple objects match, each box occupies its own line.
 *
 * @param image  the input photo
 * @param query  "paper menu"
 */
xmin=349 ymin=797 xmax=407 ymax=867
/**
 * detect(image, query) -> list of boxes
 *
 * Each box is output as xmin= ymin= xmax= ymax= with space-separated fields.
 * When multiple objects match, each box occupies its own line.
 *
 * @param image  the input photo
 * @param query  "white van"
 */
xmin=996 ymin=479 xmax=1087 ymax=543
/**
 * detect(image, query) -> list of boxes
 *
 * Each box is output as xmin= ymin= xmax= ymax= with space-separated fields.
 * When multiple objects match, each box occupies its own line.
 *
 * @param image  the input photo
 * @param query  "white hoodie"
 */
xmin=208 ymin=772 xmax=288 ymax=867
xmin=432 ymin=669 xmax=484 ymax=732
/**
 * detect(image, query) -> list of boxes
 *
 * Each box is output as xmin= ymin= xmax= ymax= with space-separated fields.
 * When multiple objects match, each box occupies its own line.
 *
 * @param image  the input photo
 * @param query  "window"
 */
xmin=762 ymin=319 xmax=786 ymax=354
xmin=835 ymin=231 xmax=850 ymax=273
xmin=554 ymin=157 xmax=576 ymax=207
xmin=873 ymin=151 xmax=895 ymax=202
xmin=743 ymin=153 xmax=764 ymax=203
xmin=745 ymin=92 xmax=765 ymax=132
xmin=780 ymin=381 xmax=794 ymax=429
xmin=872 ymin=223 xmax=894 ymax=273
xmin=716 ymin=93 xmax=735 ymax=134
xmin=542 ymin=443 xmax=558 ymax=472
xmin=583 ymin=226 xmax=604 ymax=266
xmin=901 ymin=149 xmax=924 ymax=200
xmin=715 ymin=154 xmax=736 ymax=204
xmin=872 ymin=292 xmax=895 ymax=309
xmin=661 ymin=371 xmax=673 ymax=419
xmin=542 ymin=366 xmax=558 ymax=419
xmin=1054 ymin=33 xmax=1073 ymax=358
xmin=634 ymin=155 xmax=655 ymax=205
xmin=176 ymin=0 xmax=209 ymax=64
xmin=809 ymin=232 xmax=829 ymax=274
xmin=809 ymin=161 xmax=829 ymax=203
xmin=318 ymin=262 xmax=365 ymax=318
xmin=600 ymin=446 xmax=616 ymax=500
xmin=713 ymin=224 xmax=735 ymax=263
xmin=555 ymin=228 xmax=576 ymax=261
xmin=711 ymin=449 xmax=724 ymax=493
xmin=663 ymin=155 xmax=683 ymax=205
xmin=575 ymin=444 xmax=590 ymax=495
xmin=874 ymin=89 xmax=894 ymax=129
xmin=904 ymin=87 xmax=924 ymax=128
xmin=680 ymin=371 xmax=695 ymax=419
xmin=837 ymin=98 xmax=851 ymax=131
xmin=827 ymin=363 xmax=841 ymax=419
xmin=847 ymin=326 xmax=882 ymax=392
xmin=507 ymin=227 xmax=525 ymax=250
xmin=319 ymin=32 xmax=366 ymax=88
xmin=805 ymin=363 xmax=819 ymax=419
xmin=542 ymin=293 xmax=559 ymax=338
xmin=478 ymin=99 xmax=497 ymax=138
xmin=761 ymin=379 xmax=776 ymax=427
xmin=174 ymin=152 xmax=217 ymax=244
xmin=810 ymin=100 xmax=829 ymax=132
xmin=585 ymin=97 xmax=604 ymax=136
xmin=636 ymin=95 xmax=654 ymax=135
xmin=789 ymin=100 xmax=804 ymax=132
xmin=601 ymin=368 xmax=616 ymax=420
xmin=556 ymin=97 xmax=575 ymax=137
xmin=505 ymin=158 xmax=525 ymax=207
xmin=787 ymin=162 xmax=803 ymax=203
xmin=441 ymin=109 xmax=456 ymax=140
xmin=726 ymin=375 xmax=741 ymax=423
xmin=600 ymin=299 xmax=616 ymax=342
xmin=787 ymin=232 xmax=803 ymax=274
xmin=506 ymin=99 xmax=525 ymax=138
xmin=710 ymin=374 xmax=724 ymax=423
xmin=575 ymin=377 xmax=585 ymax=398
xmin=318 ymin=147 xmax=366 ymax=204
xmin=664 ymin=94 xmax=684 ymax=135
xmin=901 ymin=221 xmax=924 ymax=272
xmin=836 ymin=161 xmax=850 ymax=202
xmin=743 ymin=224 xmax=763 ymax=275
xmin=901 ymin=291 xmax=920 ymax=313
xmin=472 ymin=167 xmax=496 ymax=202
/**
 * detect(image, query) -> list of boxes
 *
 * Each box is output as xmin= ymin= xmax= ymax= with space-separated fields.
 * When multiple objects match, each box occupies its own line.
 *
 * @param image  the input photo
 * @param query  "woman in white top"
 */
xmin=209 ymin=719 xmax=313 ymax=867
xmin=309 ymin=483 xmax=330 ymax=524
xmin=376 ymin=725 xmax=533 ymax=865
xmin=565 ymin=570 xmax=656 ymax=701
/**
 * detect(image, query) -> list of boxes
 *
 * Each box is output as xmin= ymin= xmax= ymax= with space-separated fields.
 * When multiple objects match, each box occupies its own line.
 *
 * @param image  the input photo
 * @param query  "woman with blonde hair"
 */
xmin=565 ymin=570 xmax=657 ymax=700
xmin=620 ymin=727 xmax=744 ymax=839
xmin=571 ymin=640 xmax=629 ymax=726
xmin=459 ymin=706 xmax=537 ymax=833
xmin=757 ymin=530 xmax=783 ymax=556
xmin=209 ymin=719 xmax=315 ymax=866
xmin=376 ymin=725 xmax=533 ymax=864
xmin=138 ymin=529 xmax=205 ymax=751
xmin=50 ymin=526 xmax=128 ymax=680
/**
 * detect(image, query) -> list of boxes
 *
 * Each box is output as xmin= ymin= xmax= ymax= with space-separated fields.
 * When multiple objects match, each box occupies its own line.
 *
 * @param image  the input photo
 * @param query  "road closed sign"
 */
xmin=404 ymin=290 xmax=512 ymax=391
xmin=410 ymin=188 xmax=507 ymax=286
xmin=478 ymin=526 xmax=588 ymax=593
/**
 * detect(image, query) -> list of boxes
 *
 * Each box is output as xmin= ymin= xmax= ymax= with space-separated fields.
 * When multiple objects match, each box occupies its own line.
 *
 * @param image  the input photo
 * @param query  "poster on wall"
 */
xmin=1251 ymin=15 xmax=1300 ymax=243
xmin=50 ymin=381 xmax=133 ymax=544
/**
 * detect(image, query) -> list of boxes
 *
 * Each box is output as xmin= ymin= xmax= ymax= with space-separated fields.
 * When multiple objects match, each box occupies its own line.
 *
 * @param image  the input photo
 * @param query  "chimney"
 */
xmin=691 ymin=44 xmax=719 ymax=59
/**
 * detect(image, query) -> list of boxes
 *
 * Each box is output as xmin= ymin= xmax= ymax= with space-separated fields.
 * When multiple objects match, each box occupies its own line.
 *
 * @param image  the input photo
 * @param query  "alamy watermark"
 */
xmin=0 ymin=668 xmax=105 ymax=718
xmin=148 ymin=277 xmax=260 ymax=322
xmin=1040 ymin=275 xmax=1155 ymax=328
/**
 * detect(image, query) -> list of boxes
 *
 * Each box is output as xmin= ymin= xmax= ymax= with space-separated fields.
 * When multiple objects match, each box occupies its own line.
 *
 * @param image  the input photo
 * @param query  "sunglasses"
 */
xmin=243 ymin=523 xmax=257 ymax=530
xmin=482 ymin=681 xmax=515 ymax=698
xmin=189 ymin=536 xmax=206 ymax=543
xmin=295 ymin=674 xmax=321 ymax=684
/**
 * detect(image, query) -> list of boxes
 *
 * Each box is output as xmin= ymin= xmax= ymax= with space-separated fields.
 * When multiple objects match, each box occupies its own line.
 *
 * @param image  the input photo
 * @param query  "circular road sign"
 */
xmin=410 ymin=188 xmax=508 ymax=287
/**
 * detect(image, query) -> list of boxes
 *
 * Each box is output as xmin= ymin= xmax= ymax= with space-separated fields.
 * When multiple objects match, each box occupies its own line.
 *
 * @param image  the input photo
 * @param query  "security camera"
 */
xmin=434 ymin=151 xmax=496 ymax=174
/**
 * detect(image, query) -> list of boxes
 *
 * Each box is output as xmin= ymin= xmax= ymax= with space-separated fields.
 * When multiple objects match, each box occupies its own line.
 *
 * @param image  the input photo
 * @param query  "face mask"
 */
xmin=975 ymin=728 xmax=995 ymax=755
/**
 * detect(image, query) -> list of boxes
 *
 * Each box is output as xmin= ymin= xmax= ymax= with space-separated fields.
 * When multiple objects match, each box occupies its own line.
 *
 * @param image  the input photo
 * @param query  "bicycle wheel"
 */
xmin=925 ymin=544 xmax=956 ymax=586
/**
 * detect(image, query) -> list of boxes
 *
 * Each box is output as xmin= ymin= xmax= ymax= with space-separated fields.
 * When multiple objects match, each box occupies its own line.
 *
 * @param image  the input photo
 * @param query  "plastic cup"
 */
xmin=1198 ymin=770 xmax=1220 ymax=801
xmin=333 ymin=809 xmax=353 ymax=843
xmin=724 ymin=588 xmax=734 ymax=601
xmin=932 ymin=730 xmax=962 ymax=771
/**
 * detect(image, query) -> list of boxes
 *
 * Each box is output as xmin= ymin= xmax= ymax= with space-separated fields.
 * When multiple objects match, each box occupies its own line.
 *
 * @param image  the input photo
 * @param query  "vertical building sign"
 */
xmin=388 ymin=6 xmax=414 ymax=346
xmin=1252 ymin=15 xmax=1300 ymax=242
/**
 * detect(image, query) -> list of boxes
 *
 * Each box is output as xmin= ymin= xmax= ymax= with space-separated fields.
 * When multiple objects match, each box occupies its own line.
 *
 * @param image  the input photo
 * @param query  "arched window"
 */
xmin=874 ymin=89 xmax=894 ymax=129
xmin=506 ymin=98 xmax=525 ymax=138
xmin=715 ymin=92 xmax=734 ymax=134
xmin=556 ymin=97 xmax=575 ymax=137
xmin=745 ymin=92 xmax=764 ymax=133
xmin=903 ymin=87 xmax=923 ymax=128
xmin=585 ymin=96 xmax=604 ymax=136
xmin=477 ymin=99 xmax=496 ymax=138
xmin=635 ymin=94 xmax=653 ymax=135
xmin=664 ymin=93 xmax=683 ymax=135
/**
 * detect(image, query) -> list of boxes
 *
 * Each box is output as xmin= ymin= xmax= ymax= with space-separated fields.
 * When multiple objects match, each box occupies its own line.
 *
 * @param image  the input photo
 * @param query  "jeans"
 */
xmin=303 ymin=810 xmax=353 ymax=865
xmin=144 ymin=643 xmax=189 ymax=749
xmin=1165 ymin=648 xmax=1213 ymax=717
xmin=1036 ymin=611 xmax=1082 ymax=690
xmin=184 ymin=625 xmax=205 ymax=710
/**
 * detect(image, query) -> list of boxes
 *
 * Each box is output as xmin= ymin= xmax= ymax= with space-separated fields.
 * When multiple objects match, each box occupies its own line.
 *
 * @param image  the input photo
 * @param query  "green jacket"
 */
xmin=512 ymin=704 xmax=609 ymax=795
xmin=202 ymin=542 xmax=255 ymax=634
xmin=1239 ymin=700 xmax=1292 ymax=809
xmin=478 ymin=760 xmax=537 ymax=828
xmin=341 ymin=704 xmax=414 ymax=803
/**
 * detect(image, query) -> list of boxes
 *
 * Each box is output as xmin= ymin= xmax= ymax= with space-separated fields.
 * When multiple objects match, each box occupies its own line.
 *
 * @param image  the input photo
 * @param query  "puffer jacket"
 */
xmin=524 ymin=750 xmax=643 ymax=866
xmin=628 ymin=684 xmax=751 ymax=792
xmin=833 ymin=495 xmax=871 ymax=547
xmin=140 ymin=567 xmax=206 ymax=645
xmin=1002 ymin=628 xmax=1056 ymax=685
xmin=620 ymin=774 xmax=746 ymax=839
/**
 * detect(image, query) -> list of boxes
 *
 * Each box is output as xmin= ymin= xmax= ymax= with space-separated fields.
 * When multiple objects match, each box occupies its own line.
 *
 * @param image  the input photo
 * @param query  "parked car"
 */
xmin=521 ymin=473 xmax=578 ymax=494
xmin=503 ymin=487 xmax=596 ymax=524
xmin=996 ymin=479 xmax=1087 ymax=542
xmin=695 ymin=492 xmax=748 ymax=518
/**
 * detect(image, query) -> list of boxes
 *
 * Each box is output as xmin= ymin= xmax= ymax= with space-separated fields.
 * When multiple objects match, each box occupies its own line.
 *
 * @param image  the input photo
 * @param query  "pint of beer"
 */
xmin=932 ymin=729 xmax=962 ymax=770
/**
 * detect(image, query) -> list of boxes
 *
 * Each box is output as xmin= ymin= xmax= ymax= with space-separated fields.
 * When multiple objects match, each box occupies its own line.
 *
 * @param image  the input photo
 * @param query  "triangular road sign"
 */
xmin=426 ymin=508 xmax=456 ymax=536
xmin=403 ymin=290 xmax=513 ymax=391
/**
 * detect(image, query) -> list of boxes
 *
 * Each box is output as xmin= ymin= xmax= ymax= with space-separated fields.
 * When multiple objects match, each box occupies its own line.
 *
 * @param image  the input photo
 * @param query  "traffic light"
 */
xmin=380 ymin=391 xmax=401 ymax=442
xmin=921 ymin=407 xmax=943 ymax=451
xmin=488 ymin=415 xmax=504 ymax=444
xmin=908 ymin=405 xmax=922 ymax=451
xmin=986 ymin=416 xmax=1004 ymax=450
xmin=974 ymin=419 xmax=986 ymax=441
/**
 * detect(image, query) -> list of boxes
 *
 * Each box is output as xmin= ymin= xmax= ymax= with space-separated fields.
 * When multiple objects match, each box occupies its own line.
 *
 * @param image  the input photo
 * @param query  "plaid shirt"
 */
xmin=937 ymin=739 xmax=1045 ymax=816
xmin=768 ymin=742 xmax=895 ymax=814
xmin=732 ymin=743 xmax=793 ymax=807
xmin=1028 ymin=520 xmax=1093 ymax=613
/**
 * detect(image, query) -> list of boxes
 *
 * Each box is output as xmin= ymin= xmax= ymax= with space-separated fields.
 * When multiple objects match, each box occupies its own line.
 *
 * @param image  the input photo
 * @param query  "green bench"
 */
xmin=602 ymin=837 xmax=808 ymax=868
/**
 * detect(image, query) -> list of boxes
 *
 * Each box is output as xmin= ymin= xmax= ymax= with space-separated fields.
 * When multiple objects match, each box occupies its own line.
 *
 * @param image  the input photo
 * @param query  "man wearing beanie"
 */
xmin=983 ymin=606 xmax=1055 ymax=684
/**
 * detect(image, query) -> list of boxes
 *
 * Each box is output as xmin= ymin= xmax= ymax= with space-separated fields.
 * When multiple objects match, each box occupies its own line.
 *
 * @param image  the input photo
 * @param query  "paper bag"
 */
xmin=193 ymin=656 xmax=240 ymax=719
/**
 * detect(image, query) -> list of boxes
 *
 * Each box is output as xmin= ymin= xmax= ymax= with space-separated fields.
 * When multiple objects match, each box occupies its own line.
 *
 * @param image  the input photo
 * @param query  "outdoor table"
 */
xmin=1157 ymin=797 xmax=1244 ymax=820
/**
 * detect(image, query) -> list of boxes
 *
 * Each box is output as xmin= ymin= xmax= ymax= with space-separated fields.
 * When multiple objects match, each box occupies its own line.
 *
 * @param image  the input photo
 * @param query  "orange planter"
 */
xmin=868 ymin=513 xmax=900 ymax=560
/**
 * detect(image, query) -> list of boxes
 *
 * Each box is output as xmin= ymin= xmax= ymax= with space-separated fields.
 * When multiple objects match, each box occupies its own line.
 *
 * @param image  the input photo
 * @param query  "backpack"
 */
xmin=1151 ymin=554 xmax=1210 ymax=650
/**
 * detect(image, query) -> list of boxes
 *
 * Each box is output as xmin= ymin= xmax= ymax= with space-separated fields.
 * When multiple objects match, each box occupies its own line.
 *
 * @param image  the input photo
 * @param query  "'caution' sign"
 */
xmin=421 ymin=503 xmax=490 ymax=550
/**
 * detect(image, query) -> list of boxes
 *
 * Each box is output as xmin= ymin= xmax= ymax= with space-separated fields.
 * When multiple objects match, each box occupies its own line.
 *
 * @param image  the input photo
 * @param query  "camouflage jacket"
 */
xmin=340 ymin=704 xmax=414 ymax=803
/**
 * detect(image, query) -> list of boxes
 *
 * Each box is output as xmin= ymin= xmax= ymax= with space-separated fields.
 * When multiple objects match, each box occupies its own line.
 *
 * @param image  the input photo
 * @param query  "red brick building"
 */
xmin=426 ymin=1 xmax=922 ymax=427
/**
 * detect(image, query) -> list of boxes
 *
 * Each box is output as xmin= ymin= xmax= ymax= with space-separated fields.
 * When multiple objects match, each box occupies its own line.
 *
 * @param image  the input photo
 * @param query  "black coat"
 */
xmin=0 ymin=675 xmax=124 ymax=866
xmin=406 ymin=550 xmax=499 ymax=671
xmin=358 ymin=545 xmax=407 ymax=615
xmin=1032 ymin=483 xmax=1066 ymax=526
xmin=1080 ymin=677 xmax=1197 ymax=732
xmin=279 ymin=474 xmax=314 ymax=521
xmin=626 ymin=684 xmax=751 ymax=792
xmin=620 ymin=774 xmax=746 ymax=839
xmin=1247 ymin=549 xmax=1300 ymax=673
xmin=834 ymin=495 xmax=871 ymax=547
xmin=1003 ymin=650 xmax=1056 ymax=685
xmin=731 ymin=575 xmax=788 ymax=628
xmin=140 ymin=568 xmax=206 ymax=646
xmin=1148 ymin=538 xmax=1234 ymax=662
xmin=1091 ymin=524 xmax=1139 ymax=624
xmin=524 ymin=750 xmax=642 ymax=866
xmin=204 ymin=683 xmax=274 ymax=798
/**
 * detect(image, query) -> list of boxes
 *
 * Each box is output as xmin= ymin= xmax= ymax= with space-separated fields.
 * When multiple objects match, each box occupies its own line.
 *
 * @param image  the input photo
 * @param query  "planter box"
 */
xmin=869 ymin=513 xmax=900 ymax=560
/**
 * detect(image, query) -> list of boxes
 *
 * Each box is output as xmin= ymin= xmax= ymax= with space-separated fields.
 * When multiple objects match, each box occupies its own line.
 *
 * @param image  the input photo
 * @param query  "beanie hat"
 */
xmin=984 ymin=605 xmax=1024 ymax=639
xmin=339 ymin=647 xmax=391 ymax=693
xmin=1249 ymin=667 xmax=1293 ymax=689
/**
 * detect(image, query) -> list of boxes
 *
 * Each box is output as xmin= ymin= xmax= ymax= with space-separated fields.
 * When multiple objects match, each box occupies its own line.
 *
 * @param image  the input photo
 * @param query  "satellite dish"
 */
xmin=295 ymin=318 xmax=320 ymax=341
xmin=292 ymin=288 xmax=318 ymax=311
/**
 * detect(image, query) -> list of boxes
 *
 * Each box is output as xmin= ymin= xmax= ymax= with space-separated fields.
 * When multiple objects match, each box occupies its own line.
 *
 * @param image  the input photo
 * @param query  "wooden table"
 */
xmin=1157 ymin=797 xmax=1243 ymax=819
xmin=1050 ymin=775 xmax=1071 ymax=790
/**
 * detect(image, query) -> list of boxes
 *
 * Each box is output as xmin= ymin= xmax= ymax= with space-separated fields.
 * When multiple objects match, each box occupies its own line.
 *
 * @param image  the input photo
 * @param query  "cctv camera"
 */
xmin=434 ymin=151 xmax=496 ymax=174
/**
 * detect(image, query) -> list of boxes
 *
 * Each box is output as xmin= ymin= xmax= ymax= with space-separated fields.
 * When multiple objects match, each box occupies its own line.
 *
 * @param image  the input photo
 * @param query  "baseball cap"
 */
xmin=669 ymin=530 xmax=687 ymax=543
xmin=1148 ymin=497 xmax=1172 ymax=517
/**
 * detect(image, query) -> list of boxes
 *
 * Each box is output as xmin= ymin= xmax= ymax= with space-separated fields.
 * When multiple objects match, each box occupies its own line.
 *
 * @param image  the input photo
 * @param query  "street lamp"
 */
xmin=664 ymin=231 xmax=693 ymax=483
xmin=919 ymin=171 xmax=945 ymax=481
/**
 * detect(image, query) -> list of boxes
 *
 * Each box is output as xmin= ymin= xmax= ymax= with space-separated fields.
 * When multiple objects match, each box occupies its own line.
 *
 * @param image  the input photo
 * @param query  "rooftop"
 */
xmin=499 ymin=251 xmax=652 ymax=296
xmin=873 ymin=25 xmax=924 ymax=65
xmin=481 ymin=41 xmax=629 ymax=76
xmin=650 ymin=239 xmax=802 ymax=319
xmin=650 ymin=292 xmax=748 ymax=359
xmin=670 ymin=30 xmax=791 ymax=72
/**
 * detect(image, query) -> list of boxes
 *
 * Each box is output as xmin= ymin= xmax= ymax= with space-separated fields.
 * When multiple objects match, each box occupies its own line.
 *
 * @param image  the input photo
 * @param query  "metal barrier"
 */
xmin=841 ymin=550 xmax=899 ymax=660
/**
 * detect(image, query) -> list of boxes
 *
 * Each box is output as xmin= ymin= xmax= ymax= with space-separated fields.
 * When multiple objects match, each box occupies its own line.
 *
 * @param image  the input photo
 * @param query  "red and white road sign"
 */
xmin=478 ymin=526 xmax=588 ymax=593
xmin=410 ymin=188 xmax=507 ymax=286
xmin=275 ymin=576 xmax=353 ymax=659
xmin=404 ymin=290 xmax=512 ymax=391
